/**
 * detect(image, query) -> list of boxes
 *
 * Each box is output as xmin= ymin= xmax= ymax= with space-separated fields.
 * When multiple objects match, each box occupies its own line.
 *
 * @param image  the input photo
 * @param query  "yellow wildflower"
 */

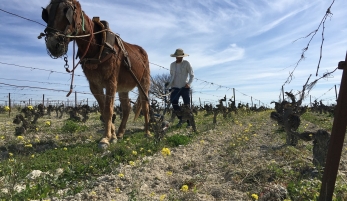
xmin=17 ymin=136 xmax=24 ymax=140
xmin=63 ymin=147 xmax=67 ymax=151
xmin=150 ymin=192 xmax=155 ymax=197
xmin=55 ymin=135 xmax=59 ymax=140
xmin=129 ymin=161 xmax=135 ymax=166
xmin=90 ymin=191 xmax=96 ymax=196
xmin=0 ymin=136 xmax=5 ymax=140
xmin=4 ymin=106 xmax=10 ymax=111
xmin=161 ymin=148 xmax=171 ymax=156
xmin=115 ymin=188 xmax=121 ymax=193
xmin=159 ymin=194 xmax=166 ymax=201
xmin=132 ymin=150 xmax=137 ymax=156
xmin=140 ymin=147 xmax=144 ymax=152
xmin=35 ymin=128 xmax=38 ymax=131
xmin=31 ymin=154 xmax=35 ymax=158
xmin=35 ymin=138 xmax=40 ymax=143
xmin=45 ymin=121 xmax=51 ymax=126
xmin=251 ymin=193 xmax=258 ymax=200
xmin=180 ymin=185 xmax=189 ymax=192
xmin=166 ymin=171 xmax=173 ymax=176
xmin=118 ymin=173 xmax=125 ymax=178
xmin=9 ymin=153 xmax=13 ymax=157
xmin=27 ymin=105 xmax=34 ymax=110
xmin=25 ymin=144 xmax=33 ymax=148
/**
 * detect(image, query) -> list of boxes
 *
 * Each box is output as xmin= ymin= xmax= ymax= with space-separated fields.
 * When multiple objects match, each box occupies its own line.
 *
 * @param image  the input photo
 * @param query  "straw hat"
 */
xmin=170 ymin=48 xmax=189 ymax=57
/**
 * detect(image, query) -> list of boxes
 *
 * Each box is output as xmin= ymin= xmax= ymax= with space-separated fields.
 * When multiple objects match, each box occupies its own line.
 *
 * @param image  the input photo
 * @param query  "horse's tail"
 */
xmin=133 ymin=96 xmax=142 ymax=121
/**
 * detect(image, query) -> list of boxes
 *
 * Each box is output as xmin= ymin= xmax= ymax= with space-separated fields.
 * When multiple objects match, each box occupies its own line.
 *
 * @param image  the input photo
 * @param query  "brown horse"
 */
xmin=40 ymin=0 xmax=151 ymax=148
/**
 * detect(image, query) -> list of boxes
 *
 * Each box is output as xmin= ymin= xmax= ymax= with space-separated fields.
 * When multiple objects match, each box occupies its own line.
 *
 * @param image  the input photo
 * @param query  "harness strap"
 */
xmin=115 ymin=36 xmax=149 ymax=101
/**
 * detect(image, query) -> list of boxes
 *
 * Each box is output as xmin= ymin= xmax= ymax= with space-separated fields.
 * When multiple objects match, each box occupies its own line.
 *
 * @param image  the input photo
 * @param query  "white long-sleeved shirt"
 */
xmin=168 ymin=60 xmax=194 ymax=88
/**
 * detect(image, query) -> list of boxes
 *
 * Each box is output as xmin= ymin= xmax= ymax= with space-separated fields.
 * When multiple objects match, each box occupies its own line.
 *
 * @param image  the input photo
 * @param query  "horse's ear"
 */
xmin=65 ymin=7 xmax=74 ymax=24
xmin=42 ymin=7 xmax=48 ymax=23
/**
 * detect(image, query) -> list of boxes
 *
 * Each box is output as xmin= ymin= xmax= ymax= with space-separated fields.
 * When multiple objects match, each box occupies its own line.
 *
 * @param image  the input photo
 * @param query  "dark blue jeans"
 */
xmin=170 ymin=87 xmax=190 ymax=120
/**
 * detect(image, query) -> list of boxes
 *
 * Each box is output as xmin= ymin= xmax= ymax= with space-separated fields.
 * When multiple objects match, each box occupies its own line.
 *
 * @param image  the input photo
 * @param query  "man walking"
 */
xmin=167 ymin=48 xmax=194 ymax=127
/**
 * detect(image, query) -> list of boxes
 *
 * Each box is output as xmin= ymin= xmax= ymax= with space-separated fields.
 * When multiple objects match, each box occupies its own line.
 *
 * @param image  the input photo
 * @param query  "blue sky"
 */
xmin=0 ymin=0 xmax=346 ymax=108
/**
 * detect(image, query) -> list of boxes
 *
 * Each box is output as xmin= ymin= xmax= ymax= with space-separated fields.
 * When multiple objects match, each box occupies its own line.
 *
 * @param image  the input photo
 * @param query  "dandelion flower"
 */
xmin=31 ymin=154 xmax=35 ymax=158
xmin=132 ymin=150 xmax=137 ymax=156
xmin=140 ymin=147 xmax=144 ymax=152
xmin=55 ymin=135 xmax=59 ymax=140
xmin=147 ymin=149 xmax=152 ymax=153
xmin=9 ymin=153 xmax=13 ymax=157
xmin=45 ymin=121 xmax=51 ymax=126
xmin=161 ymin=148 xmax=171 ymax=156
xmin=115 ymin=188 xmax=121 ymax=193
xmin=180 ymin=185 xmax=189 ymax=192
xmin=35 ymin=128 xmax=39 ymax=131
xmin=118 ymin=173 xmax=125 ymax=178
xmin=63 ymin=147 xmax=67 ymax=151
xmin=251 ymin=193 xmax=258 ymax=200
xmin=25 ymin=144 xmax=33 ymax=148
xmin=27 ymin=105 xmax=34 ymax=110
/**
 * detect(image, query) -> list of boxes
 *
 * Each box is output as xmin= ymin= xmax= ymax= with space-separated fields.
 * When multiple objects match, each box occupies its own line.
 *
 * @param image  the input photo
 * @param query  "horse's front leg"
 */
xmin=117 ymin=92 xmax=131 ymax=139
xmin=99 ymin=85 xmax=117 ymax=148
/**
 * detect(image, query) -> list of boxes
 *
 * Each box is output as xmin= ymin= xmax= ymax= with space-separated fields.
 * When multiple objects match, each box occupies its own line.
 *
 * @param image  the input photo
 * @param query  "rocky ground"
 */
xmin=48 ymin=111 xmax=328 ymax=201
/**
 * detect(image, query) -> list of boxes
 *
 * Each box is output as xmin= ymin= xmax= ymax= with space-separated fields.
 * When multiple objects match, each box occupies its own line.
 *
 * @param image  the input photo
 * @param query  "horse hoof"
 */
xmin=98 ymin=138 xmax=110 ymax=149
xmin=145 ymin=133 xmax=153 ymax=138
xmin=98 ymin=142 xmax=109 ymax=150
xmin=110 ymin=137 xmax=118 ymax=144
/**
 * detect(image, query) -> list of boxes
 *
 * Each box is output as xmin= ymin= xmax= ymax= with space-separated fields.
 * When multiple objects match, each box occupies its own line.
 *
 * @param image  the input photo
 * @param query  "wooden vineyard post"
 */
xmin=282 ymin=86 xmax=284 ymax=101
xmin=8 ymin=93 xmax=11 ymax=117
xmin=318 ymin=51 xmax=347 ymax=201
xmin=75 ymin=91 xmax=77 ymax=107
xmin=233 ymin=88 xmax=235 ymax=103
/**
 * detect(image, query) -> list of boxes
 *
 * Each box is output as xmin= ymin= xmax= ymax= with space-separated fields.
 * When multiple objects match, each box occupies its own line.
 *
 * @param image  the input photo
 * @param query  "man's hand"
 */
xmin=185 ymin=84 xmax=190 ymax=88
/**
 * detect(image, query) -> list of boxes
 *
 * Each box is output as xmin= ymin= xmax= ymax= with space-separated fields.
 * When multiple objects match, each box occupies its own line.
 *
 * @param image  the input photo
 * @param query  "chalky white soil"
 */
xmin=53 ymin=111 xmax=301 ymax=201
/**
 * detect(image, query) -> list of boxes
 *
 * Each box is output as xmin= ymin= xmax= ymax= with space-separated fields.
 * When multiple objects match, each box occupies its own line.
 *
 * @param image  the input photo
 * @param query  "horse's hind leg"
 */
xmin=117 ymin=92 xmax=131 ymax=139
xmin=139 ymin=88 xmax=151 ymax=137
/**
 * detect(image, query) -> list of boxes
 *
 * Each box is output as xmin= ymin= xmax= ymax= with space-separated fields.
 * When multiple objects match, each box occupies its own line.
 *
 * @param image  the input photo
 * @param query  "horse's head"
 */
xmin=41 ymin=0 xmax=83 ymax=58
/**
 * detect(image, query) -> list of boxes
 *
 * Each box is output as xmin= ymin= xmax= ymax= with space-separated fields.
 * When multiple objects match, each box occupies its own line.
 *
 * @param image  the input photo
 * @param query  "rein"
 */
xmin=65 ymin=17 xmax=94 ymax=97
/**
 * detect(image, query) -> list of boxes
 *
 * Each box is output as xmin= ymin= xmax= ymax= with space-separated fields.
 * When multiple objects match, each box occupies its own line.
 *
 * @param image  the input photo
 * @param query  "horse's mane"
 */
xmin=49 ymin=0 xmax=74 ymax=3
